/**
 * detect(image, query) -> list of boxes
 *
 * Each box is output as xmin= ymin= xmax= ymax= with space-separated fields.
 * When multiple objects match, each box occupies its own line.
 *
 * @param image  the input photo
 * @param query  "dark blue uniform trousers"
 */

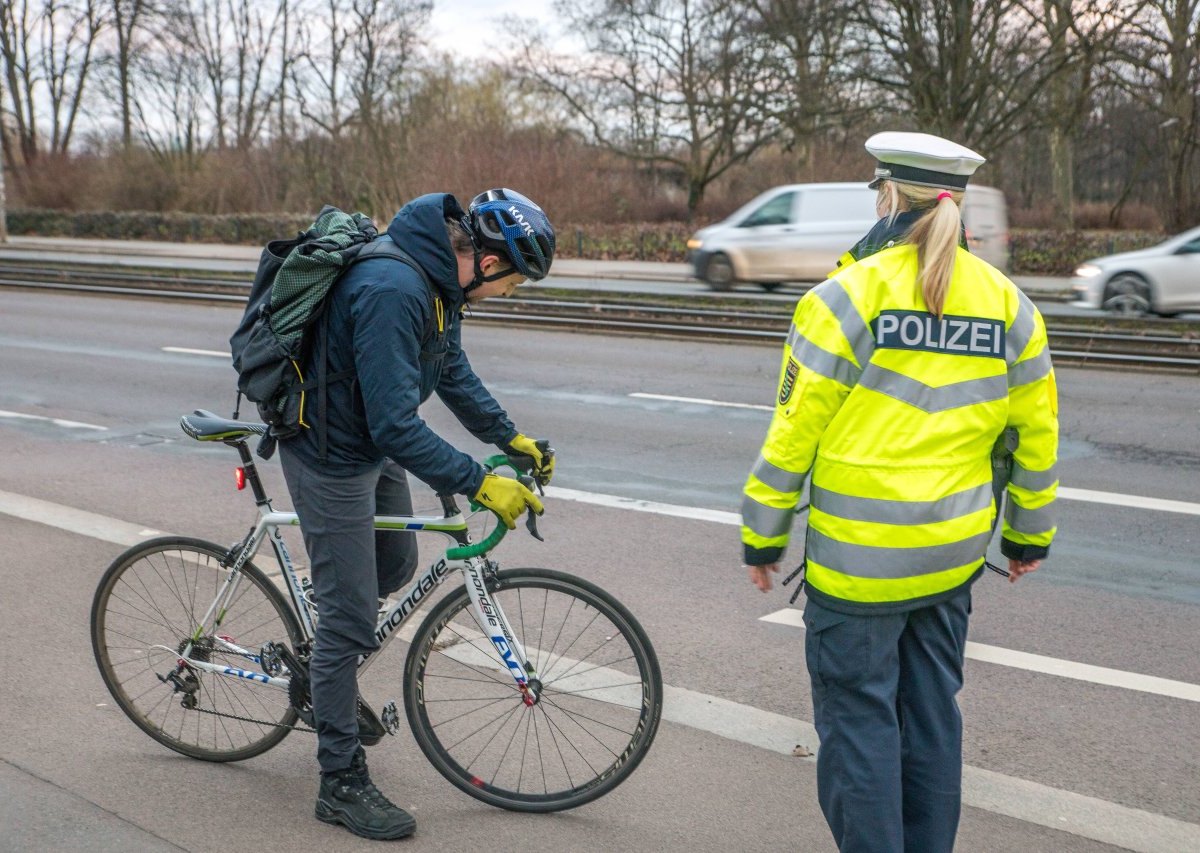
xmin=804 ymin=586 xmax=971 ymax=853
xmin=279 ymin=447 xmax=419 ymax=773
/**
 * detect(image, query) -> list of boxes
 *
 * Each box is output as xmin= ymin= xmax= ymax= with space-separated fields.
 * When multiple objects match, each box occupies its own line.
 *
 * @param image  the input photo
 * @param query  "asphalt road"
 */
xmin=1 ymin=288 xmax=1198 ymax=852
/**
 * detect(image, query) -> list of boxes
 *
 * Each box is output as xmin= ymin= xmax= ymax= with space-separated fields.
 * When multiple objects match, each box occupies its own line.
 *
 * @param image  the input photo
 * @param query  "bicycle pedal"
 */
xmin=356 ymin=697 xmax=387 ymax=747
xmin=381 ymin=701 xmax=400 ymax=736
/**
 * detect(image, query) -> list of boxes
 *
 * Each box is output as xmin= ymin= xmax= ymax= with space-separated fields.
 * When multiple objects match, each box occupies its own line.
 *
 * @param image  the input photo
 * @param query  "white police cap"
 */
xmin=866 ymin=131 xmax=986 ymax=190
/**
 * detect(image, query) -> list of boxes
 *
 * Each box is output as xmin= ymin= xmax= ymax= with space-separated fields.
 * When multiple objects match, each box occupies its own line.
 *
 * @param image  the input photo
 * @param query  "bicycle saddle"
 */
xmin=180 ymin=409 xmax=268 ymax=442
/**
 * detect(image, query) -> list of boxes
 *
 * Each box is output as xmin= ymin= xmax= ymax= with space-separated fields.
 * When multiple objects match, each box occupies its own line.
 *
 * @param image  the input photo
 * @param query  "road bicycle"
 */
xmin=90 ymin=410 xmax=663 ymax=812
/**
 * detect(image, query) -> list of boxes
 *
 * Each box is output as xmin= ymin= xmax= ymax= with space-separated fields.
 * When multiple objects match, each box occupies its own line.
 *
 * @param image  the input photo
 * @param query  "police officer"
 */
xmin=278 ymin=189 xmax=557 ymax=841
xmin=740 ymin=133 xmax=1059 ymax=853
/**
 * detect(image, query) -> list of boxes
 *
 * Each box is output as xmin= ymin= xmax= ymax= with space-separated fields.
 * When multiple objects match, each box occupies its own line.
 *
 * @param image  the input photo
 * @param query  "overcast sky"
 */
xmin=428 ymin=0 xmax=559 ymax=58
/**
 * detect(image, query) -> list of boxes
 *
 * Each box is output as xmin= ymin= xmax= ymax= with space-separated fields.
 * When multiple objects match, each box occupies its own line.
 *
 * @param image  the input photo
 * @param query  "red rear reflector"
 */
xmin=235 ymin=467 xmax=246 ymax=490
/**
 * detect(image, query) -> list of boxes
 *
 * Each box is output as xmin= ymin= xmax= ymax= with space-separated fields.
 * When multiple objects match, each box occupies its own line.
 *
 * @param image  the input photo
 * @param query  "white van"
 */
xmin=687 ymin=182 xmax=1010 ymax=291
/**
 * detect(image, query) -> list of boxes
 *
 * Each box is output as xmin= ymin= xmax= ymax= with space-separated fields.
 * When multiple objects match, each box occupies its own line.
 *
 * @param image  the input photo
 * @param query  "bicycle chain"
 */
xmin=187 ymin=702 xmax=317 ymax=734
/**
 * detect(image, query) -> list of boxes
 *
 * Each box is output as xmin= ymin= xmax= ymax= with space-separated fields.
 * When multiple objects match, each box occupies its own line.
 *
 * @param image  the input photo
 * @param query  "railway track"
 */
xmin=1 ymin=259 xmax=1197 ymax=373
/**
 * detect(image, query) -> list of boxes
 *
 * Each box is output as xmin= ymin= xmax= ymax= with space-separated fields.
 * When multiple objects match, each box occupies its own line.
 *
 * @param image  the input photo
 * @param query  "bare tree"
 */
xmin=750 ymin=0 xmax=869 ymax=166
xmin=104 ymin=0 xmax=153 ymax=148
xmin=0 ymin=0 xmax=43 ymax=166
xmin=164 ymin=0 xmax=283 ymax=150
xmin=1114 ymin=0 xmax=1200 ymax=229
xmin=513 ymin=0 xmax=785 ymax=219
xmin=292 ymin=0 xmax=429 ymax=138
xmin=40 ymin=0 xmax=104 ymax=154
xmin=851 ymin=0 xmax=1073 ymax=150
xmin=1028 ymin=0 xmax=1146 ymax=227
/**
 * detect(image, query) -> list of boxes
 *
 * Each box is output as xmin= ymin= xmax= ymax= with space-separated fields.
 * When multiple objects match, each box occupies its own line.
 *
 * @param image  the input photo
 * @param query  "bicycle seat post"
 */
xmin=232 ymin=440 xmax=271 ymax=508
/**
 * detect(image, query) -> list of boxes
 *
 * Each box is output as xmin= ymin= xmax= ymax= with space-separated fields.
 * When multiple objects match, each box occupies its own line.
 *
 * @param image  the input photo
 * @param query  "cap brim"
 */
xmin=867 ymin=177 xmax=883 ymax=190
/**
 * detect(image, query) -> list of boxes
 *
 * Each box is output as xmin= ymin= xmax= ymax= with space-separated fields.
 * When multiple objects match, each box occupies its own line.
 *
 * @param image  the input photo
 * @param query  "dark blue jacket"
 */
xmin=284 ymin=193 xmax=515 ymax=496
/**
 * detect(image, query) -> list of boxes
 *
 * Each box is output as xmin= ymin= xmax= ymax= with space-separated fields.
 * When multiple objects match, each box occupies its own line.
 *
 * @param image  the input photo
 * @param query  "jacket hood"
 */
xmin=386 ymin=193 xmax=467 ymax=304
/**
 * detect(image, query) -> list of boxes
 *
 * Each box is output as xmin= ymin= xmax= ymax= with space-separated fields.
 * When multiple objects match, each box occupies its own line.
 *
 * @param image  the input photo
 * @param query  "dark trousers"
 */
xmin=278 ymin=446 xmax=418 ymax=773
xmin=804 ymin=588 xmax=971 ymax=853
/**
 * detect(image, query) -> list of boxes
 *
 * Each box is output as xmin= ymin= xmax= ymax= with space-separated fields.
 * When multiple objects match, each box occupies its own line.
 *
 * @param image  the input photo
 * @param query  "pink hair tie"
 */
xmin=937 ymin=191 xmax=953 ymax=201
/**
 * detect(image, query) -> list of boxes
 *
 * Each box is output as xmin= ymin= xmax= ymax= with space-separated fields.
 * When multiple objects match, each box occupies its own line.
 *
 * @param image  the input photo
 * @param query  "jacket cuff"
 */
xmin=463 ymin=463 xmax=487 ymax=499
xmin=1001 ymin=538 xmax=1050 ymax=561
xmin=496 ymin=428 xmax=519 ymax=449
xmin=744 ymin=544 xmax=784 ymax=566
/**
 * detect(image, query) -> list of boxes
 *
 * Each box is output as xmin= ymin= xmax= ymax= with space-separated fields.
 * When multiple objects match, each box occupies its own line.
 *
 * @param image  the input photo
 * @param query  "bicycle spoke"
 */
xmin=406 ymin=570 xmax=661 ymax=810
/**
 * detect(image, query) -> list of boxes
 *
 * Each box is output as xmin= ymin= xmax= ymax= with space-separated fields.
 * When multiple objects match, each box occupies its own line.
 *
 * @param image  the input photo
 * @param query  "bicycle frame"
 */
xmin=170 ymin=446 xmax=542 ymax=704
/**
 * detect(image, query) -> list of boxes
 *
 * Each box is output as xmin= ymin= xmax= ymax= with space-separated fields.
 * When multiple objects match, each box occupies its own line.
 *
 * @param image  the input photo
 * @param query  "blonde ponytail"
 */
xmin=896 ymin=185 xmax=964 ymax=317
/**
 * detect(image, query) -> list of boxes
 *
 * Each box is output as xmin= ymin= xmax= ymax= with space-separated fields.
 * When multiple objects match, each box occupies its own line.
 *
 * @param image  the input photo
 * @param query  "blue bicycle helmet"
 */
xmin=468 ymin=188 xmax=556 ymax=281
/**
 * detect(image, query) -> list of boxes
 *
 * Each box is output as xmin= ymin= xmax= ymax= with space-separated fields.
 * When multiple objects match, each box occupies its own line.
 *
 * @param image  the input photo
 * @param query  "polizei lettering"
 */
xmin=872 ymin=310 xmax=1004 ymax=358
xmin=508 ymin=205 xmax=536 ymax=238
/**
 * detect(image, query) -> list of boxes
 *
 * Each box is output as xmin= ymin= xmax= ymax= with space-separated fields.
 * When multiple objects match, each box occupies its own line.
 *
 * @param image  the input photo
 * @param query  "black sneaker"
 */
xmin=315 ymin=747 xmax=416 ymax=840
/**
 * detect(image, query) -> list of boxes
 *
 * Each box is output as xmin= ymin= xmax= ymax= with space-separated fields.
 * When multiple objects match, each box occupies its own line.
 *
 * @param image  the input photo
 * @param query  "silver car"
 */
xmin=1071 ymin=226 xmax=1200 ymax=316
xmin=687 ymin=182 xmax=1010 ymax=291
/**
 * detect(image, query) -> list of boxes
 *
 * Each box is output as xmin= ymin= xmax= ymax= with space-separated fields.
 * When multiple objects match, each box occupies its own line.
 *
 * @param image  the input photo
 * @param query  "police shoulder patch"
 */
xmin=779 ymin=357 xmax=800 ymax=405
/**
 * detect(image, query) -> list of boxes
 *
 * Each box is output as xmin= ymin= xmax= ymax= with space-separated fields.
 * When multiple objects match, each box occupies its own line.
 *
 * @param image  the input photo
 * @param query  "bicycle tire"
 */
xmin=91 ymin=536 xmax=304 ymax=762
xmin=403 ymin=568 xmax=662 ymax=812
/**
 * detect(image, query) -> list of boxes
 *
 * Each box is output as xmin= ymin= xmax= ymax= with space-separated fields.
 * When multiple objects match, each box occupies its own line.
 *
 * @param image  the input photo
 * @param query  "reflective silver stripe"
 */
xmin=741 ymin=496 xmax=795 ymax=539
xmin=807 ymin=528 xmax=991 ymax=579
xmin=788 ymin=324 xmax=862 ymax=387
xmin=751 ymin=454 xmax=805 ymax=494
xmin=813 ymin=280 xmax=875 ymax=368
xmin=811 ymin=482 xmax=993 ymax=525
xmin=859 ymin=364 xmax=1007 ymax=413
xmin=1005 ymin=500 xmax=1055 ymax=534
xmin=1008 ymin=349 xmax=1051 ymax=387
xmin=1006 ymin=290 xmax=1037 ymax=365
xmin=1010 ymin=462 xmax=1058 ymax=491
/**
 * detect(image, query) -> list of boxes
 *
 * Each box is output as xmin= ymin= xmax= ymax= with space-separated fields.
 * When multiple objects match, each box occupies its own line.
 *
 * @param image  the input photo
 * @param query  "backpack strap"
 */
xmin=308 ymin=237 xmax=446 ymax=462
xmin=355 ymin=237 xmax=449 ymax=352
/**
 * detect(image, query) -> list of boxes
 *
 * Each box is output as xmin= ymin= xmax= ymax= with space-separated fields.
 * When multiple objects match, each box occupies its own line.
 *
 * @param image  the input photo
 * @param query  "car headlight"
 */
xmin=1074 ymin=264 xmax=1102 ymax=278
xmin=686 ymin=237 xmax=703 ymax=250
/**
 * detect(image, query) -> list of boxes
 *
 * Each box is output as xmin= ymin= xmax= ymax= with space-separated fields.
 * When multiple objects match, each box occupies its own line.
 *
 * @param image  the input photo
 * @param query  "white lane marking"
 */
xmin=162 ymin=346 xmax=229 ymax=358
xmin=630 ymin=394 xmax=1200 ymax=517
xmin=1059 ymin=486 xmax=1200 ymax=517
xmin=0 ymin=489 xmax=164 ymax=545
xmin=760 ymin=608 xmax=1200 ymax=704
xmin=664 ymin=684 xmax=1199 ymax=853
xmin=4 ymin=489 xmax=1199 ymax=850
xmin=546 ymin=486 xmax=740 ymax=526
xmin=629 ymin=392 xmax=773 ymax=411
xmin=0 ymin=409 xmax=107 ymax=431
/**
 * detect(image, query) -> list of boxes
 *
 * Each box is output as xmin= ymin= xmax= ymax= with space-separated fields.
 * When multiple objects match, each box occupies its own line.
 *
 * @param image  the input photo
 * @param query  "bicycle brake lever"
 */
xmin=525 ymin=509 xmax=544 ymax=542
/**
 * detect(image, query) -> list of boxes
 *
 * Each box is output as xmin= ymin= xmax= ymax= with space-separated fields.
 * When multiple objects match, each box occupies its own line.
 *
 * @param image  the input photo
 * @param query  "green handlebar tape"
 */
xmin=446 ymin=524 xmax=508 ymax=560
xmin=448 ymin=455 xmax=523 ymax=560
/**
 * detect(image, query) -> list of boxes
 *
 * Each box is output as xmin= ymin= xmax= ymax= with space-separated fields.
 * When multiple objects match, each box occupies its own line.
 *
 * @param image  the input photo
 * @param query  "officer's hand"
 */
xmin=473 ymin=473 xmax=544 ymax=529
xmin=1007 ymin=558 xmax=1041 ymax=583
xmin=504 ymin=434 xmax=555 ymax=487
xmin=747 ymin=563 xmax=779 ymax=593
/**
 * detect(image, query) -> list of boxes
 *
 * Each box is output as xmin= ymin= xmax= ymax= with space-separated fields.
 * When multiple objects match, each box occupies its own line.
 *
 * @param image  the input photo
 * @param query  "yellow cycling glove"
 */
xmin=472 ymin=473 xmax=545 ymax=529
xmin=504 ymin=433 xmax=555 ymax=486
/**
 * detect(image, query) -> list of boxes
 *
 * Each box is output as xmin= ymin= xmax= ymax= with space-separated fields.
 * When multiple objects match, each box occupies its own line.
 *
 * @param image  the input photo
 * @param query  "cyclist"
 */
xmin=277 ymin=188 xmax=557 ymax=840
xmin=740 ymin=132 xmax=1058 ymax=852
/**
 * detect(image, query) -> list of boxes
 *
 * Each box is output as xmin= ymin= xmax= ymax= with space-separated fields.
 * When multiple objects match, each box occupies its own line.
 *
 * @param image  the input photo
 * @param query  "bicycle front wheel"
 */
xmin=91 ymin=536 xmax=304 ymax=762
xmin=404 ymin=568 xmax=662 ymax=812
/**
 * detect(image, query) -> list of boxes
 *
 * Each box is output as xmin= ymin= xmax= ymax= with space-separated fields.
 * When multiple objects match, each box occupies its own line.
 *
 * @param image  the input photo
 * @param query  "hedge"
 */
xmin=4 ymin=208 xmax=1168 ymax=276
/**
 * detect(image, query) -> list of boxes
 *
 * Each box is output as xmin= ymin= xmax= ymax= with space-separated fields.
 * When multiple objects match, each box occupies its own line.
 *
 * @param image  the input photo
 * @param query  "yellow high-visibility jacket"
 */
xmin=741 ymin=243 xmax=1058 ymax=613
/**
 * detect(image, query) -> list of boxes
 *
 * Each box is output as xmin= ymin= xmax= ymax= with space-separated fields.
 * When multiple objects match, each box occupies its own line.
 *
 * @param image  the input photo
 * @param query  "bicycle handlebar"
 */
xmin=445 ymin=453 xmax=548 ymax=561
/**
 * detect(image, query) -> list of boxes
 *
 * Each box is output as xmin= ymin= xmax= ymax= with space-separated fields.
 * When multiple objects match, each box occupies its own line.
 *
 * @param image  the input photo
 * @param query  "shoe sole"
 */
xmin=315 ymin=801 xmax=416 ymax=840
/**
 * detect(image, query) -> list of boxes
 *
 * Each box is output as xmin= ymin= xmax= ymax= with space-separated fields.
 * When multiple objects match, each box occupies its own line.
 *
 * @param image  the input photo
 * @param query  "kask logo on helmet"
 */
xmin=508 ymin=205 xmax=537 ymax=239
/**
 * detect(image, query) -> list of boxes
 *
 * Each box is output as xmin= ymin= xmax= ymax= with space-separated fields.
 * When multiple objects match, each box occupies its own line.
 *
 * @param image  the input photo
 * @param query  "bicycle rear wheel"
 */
xmin=404 ymin=568 xmax=662 ymax=812
xmin=91 ymin=536 xmax=304 ymax=761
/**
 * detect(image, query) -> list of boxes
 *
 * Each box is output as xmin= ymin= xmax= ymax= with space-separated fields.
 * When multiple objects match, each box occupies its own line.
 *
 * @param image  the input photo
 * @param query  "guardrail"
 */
xmin=1 ymin=259 xmax=1197 ymax=373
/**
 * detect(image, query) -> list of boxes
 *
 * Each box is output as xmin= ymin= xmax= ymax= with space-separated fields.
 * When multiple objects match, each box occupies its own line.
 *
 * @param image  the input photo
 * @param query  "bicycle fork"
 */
xmin=462 ymin=561 xmax=541 ymax=706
